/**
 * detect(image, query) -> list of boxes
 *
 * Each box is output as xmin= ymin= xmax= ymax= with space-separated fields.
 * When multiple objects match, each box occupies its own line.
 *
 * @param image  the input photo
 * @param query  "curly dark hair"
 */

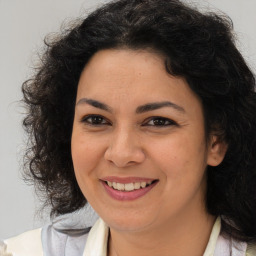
xmin=22 ymin=0 xmax=256 ymax=243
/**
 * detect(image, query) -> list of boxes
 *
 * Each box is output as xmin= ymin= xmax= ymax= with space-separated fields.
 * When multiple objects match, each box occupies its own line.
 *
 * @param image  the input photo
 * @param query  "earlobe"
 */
xmin=207 ymin=135 xmax=228 ymax=166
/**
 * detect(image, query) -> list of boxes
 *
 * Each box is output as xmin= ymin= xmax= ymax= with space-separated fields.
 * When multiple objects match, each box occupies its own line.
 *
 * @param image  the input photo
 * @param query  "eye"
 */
xmin=143 ymin=117 xmax=177 ymax=127
xmin=81 ymin=115 xmax=110 ymax=125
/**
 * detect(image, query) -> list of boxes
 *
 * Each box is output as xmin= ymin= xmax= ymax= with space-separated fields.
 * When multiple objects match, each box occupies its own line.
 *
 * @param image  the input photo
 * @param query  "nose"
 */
xmin=104 ymin=127 xmax=146 ymax=168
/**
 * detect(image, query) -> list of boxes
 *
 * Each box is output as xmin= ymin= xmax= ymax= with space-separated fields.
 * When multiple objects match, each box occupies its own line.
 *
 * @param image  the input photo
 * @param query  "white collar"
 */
xmin=203 ymin=217 xmax=221 ymax=256
xmin=83 ymin=217 xmax=247 ymax=256
xmin=83 ymin=218 xmax=108 ymax=256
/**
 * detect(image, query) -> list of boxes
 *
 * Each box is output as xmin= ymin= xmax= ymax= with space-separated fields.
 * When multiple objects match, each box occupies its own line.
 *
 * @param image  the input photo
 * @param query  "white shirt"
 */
xmin=82 ymin=217 xmax=247 ymax=256
xmin=2 ymin=216 xmax=256 ymax=256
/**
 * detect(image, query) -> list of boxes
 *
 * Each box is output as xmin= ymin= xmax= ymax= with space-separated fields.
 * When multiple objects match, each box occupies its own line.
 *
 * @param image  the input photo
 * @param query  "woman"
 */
xmin=2 ymin=0 xmax=256 ymax=255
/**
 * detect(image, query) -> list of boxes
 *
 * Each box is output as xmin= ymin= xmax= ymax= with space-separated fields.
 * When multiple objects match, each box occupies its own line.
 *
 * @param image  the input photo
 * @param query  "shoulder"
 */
xmin=2 ymin=224 xmax=91 ymax=256
xmin=2 ymin=206 xmax=98 ymax=256
xmin=3 ymin=225 xmax=91 ymax=256
xmin=247 ymin=242 xmax=256 ymax=256
xmin=4 ymin=228 xmax=43 ymax=256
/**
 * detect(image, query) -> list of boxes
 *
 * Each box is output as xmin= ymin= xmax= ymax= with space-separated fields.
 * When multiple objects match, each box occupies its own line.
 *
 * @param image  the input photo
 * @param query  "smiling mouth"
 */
xmin=104 ymin=180 xmax=158 ymax=192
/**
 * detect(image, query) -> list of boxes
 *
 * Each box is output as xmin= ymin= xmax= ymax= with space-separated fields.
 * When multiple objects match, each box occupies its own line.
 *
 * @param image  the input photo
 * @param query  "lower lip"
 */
xmin=101 ymin=181 xmax=158 ymax=201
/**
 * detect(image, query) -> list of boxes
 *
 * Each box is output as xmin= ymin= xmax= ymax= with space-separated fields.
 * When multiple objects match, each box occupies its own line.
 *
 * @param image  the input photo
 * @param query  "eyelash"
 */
xmin=142 ymin=117 xmax=177 ymax=127
xmin=81 ymin=115 xmax=110 ymax=125
xmin=81 ymin=115 xmax=177 ymax=127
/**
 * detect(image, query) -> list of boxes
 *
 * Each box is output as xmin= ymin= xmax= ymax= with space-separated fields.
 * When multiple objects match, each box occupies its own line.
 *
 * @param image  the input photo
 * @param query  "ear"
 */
xmin=207 ymin=135 xmax=228 ymax=166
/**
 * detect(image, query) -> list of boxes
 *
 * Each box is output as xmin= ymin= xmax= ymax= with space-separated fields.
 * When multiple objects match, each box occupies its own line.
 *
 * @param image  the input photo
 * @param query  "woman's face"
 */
xmin=71 ymin=49 xmax=224 ymax=232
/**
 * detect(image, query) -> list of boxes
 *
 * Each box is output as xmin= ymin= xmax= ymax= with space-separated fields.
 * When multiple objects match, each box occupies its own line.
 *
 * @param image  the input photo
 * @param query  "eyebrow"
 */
xmin=136 ymin=101 xmax=185 ymax=114
xmin=76 ymin=98 xmax=112 ymax=112
xmin=76 ymin=98 xmax=185 ymax=114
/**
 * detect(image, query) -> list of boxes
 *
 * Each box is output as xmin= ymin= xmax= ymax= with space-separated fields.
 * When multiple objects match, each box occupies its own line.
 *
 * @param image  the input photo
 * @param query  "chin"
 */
xmin=100 ymin=209 xmax=156 ymax=233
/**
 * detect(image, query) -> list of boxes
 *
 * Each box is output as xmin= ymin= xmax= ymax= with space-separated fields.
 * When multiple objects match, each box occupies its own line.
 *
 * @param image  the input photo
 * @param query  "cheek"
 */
xmin=150 ymin=135 xmax=188 ymax=167
xmin=149 ymin=132 xmax=207 ymax=181
xmin=71 ymin=132 xmax=101 ymax=184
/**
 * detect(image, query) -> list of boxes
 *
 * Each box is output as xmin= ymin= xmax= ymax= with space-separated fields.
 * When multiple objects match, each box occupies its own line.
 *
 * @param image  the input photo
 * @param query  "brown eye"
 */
xmin=81 ymin=115 xmax=109 ymax=125
xmin=144 ymin=117 xmax=177 ymax=127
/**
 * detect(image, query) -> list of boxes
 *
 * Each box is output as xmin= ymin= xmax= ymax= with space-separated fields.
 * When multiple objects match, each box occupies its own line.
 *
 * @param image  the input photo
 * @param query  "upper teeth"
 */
xmin=106 ymin=181 xmax=153 ymax=191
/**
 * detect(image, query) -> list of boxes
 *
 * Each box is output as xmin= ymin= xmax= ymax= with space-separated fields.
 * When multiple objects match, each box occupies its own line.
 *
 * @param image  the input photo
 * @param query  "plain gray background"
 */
xmin=0 ymin=0 xmax=256 ymax=239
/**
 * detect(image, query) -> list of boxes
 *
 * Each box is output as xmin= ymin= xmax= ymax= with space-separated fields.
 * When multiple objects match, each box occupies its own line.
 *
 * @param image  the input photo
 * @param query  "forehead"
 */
xmin=78 ymin=49 xmax=166 ymax=91
xmin=76 ymin=49 xmax=202 ymax=115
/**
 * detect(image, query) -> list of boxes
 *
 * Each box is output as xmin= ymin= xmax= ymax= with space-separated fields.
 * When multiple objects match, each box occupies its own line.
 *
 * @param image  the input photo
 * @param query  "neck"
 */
xmin=108 ymin=211 xmax=216 ymax=256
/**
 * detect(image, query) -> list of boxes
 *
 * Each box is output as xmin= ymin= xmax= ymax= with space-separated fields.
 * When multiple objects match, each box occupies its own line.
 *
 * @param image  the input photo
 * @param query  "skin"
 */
xmin=71 ymin=49 xmax=227 ymax=256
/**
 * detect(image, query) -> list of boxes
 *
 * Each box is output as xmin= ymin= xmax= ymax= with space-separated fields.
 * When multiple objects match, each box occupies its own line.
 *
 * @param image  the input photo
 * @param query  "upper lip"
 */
xmin=101 ymin=176 xmax=157 ymax=184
